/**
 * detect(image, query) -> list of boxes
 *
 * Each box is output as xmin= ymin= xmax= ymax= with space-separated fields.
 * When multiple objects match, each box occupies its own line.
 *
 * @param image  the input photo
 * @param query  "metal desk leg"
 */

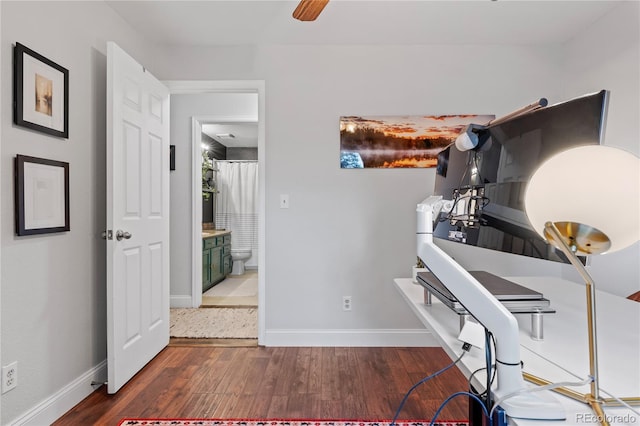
xmin=531 ymin=312 xmax=544 ymax=340
xmin=424 ymin=288 xmax=432 ymax=305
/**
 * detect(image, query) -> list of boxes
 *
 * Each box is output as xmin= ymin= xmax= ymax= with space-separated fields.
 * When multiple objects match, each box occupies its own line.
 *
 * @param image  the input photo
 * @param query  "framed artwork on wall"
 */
xmin=13 ymin=42 xmax=69 ymax=138
xmin=339 ymin=115 xmax=495 ymax=168
xmin=15 ymin=155 xmax=70 ymax=236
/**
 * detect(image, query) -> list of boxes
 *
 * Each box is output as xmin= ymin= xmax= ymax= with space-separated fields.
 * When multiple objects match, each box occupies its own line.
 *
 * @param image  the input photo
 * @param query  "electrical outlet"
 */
xmin=343 ymin=296 xmax=352 ymax=311
xmin=2 ymin=361 xmax=18 ymax=393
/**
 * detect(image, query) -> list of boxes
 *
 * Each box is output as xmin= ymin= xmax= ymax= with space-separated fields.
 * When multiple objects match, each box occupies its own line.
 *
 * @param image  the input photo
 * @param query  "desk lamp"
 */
xmin=525 ymin=145 xmax=640 ymax=424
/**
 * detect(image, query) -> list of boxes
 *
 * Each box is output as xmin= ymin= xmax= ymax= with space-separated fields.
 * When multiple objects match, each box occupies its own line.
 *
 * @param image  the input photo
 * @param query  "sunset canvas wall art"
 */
xmin=340 ymin=115 xmax=495 ymax=168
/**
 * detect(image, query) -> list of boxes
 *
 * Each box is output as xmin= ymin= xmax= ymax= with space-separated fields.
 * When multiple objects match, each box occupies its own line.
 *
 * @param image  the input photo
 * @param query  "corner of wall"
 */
xmin=0 ymin=2 xmax=3 ymax=420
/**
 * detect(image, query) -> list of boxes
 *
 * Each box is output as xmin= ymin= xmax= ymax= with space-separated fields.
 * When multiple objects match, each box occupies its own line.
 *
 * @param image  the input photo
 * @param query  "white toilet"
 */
xmin=230 ymin=248 xmax=252 ymax=275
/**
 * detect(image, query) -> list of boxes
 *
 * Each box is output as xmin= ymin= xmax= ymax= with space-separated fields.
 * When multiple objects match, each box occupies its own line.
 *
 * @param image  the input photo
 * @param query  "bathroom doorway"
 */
xmin=166 ymin=80 xmax=265 ymax=344
xmin=201 ymin=125 xmax=259 ymax=308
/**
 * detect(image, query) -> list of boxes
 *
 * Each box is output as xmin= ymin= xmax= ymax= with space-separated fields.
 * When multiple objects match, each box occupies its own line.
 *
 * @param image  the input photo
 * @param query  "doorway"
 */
xmin=165 ymin=80 xmax=265 ymax=344
xmin=200 ymin=122 xmax=259 ymax=309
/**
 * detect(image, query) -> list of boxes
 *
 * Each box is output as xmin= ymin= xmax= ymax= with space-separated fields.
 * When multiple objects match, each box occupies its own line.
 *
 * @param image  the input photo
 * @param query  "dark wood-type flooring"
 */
xmin=54 ymin=346 xmax=469 ymax=426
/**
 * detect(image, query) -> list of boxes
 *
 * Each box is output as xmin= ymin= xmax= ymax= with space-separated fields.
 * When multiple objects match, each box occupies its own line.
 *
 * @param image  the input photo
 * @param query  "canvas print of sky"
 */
xmin=340 ymin=115 xmax=495 ymax=168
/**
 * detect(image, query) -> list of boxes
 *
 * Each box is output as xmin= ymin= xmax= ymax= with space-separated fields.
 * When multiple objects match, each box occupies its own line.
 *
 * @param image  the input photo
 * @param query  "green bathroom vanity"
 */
xmin=202 ymin=230 xmax=232 ymax=291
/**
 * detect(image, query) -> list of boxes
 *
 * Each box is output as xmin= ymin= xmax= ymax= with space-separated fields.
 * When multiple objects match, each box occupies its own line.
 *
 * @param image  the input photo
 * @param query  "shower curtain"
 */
xmin=215 ymin=161 xmax=259 ymax=268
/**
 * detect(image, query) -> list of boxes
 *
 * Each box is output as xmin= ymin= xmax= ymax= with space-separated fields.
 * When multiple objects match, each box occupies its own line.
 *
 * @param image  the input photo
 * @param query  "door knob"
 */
xmin=115 ymin=230 xmax=132 ymax=241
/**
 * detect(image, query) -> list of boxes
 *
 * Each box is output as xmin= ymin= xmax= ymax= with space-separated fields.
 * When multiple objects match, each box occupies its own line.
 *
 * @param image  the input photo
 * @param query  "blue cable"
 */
xmin=429 ymin=391 xmax=491 ymax=426
xmin=390 ymin=351 xmax=465 ymax=426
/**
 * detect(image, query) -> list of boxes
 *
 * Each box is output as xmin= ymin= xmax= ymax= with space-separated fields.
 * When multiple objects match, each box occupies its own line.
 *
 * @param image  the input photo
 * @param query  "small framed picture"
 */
xmin=15 ymin=155 xmax=70 ymax=236
xmin=13 ymin=42 xmax=69 ymax=138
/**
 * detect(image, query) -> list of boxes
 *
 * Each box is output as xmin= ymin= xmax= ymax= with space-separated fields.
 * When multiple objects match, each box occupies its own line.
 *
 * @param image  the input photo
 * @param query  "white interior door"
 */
xmin=106 ymin=42 xmax=170 ymax=394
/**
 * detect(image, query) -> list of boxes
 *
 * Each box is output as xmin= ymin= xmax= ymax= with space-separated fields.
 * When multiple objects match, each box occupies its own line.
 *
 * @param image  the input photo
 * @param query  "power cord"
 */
xmin=390 ymin=343 xmax=471 ymax=426
xmin=488 ymin=375 xmax=594 ymax=419
xmin=520 ymin=345 xmax=640 ymax=416
xmin=484 ymin=330 xmax=493 ymax=408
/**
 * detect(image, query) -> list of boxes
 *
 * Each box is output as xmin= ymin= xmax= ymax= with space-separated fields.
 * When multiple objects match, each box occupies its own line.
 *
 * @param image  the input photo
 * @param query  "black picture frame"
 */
xmin=13 ymin=42 xmax=69 ymax=138
xmin=15 ymin=155 xmax=70 ymax=236
xmin=170 ymin=145 xmax=176 ymax=170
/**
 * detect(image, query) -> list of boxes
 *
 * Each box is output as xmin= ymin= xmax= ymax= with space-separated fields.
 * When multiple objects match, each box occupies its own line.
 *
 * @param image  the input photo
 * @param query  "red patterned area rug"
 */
xmin=118 ymin=420 xmax=469 ymax=426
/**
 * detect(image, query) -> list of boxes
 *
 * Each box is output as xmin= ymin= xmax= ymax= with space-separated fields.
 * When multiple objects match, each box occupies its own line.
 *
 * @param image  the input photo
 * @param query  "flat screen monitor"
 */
xmin=433 ymin=90 xmax=609 ymax=263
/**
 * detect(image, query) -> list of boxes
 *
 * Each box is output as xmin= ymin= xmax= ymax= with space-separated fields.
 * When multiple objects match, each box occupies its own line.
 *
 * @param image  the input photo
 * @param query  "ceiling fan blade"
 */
xmin=293 ymin=0 xmax=329 ymax=21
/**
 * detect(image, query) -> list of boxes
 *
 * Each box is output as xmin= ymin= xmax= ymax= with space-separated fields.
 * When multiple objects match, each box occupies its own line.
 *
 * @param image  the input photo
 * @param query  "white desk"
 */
xmin=394 ymin=276 xmax=640 ymax=425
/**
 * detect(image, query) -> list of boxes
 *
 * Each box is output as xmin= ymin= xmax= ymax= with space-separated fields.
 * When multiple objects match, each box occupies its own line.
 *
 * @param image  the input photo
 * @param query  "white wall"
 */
xmin=558 ymin=1 xmax=640 ymax=298
xmin=156 ymin=43 xmax=565 ymax=342
xmin=1 ymin=0 xmax=637 ymax=422
xmin=0 ymin=3 xmax=3 ymax=423
xmin=444 ymin=2 xmax=640 ymax=298
xmin=169 ymin=93 xmax=258 ymax=301
xmin=429 ymin=3 xmax=640 ymax=298
xmin=0 ymin=2 xmax=156 ymax=424
xmin=156 ymin=3 xmax=639 ymax=342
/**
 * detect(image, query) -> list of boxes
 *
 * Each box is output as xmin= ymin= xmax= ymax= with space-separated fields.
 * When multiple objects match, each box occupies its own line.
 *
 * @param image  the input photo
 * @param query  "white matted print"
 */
xmin=14 ymin=43 xmax=69 ymax=138
xmin=15 ymin=155 xmax=70 ymax=236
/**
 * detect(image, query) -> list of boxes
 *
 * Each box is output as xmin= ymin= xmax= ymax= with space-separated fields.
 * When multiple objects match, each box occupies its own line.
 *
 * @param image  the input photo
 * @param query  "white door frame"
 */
xmin=164 ymin=80 xmax=266 ymax=344
xmin=191 ymin=115 xmax=258 ymax=308
xmin=0 ymin=5 xmax=3 ymax=420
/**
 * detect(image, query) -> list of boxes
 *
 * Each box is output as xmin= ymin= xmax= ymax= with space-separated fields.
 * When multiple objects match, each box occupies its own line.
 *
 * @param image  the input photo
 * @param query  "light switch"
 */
xmin=280 ymin=194 xmax=290 ymax=209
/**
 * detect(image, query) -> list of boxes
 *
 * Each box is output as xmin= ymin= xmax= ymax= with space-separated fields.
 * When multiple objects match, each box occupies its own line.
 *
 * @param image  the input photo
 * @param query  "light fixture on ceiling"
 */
xmin=215 ymin=133 xmax=235 ymax=139
xmin=293 ymin=0 xmax=329 ymax=21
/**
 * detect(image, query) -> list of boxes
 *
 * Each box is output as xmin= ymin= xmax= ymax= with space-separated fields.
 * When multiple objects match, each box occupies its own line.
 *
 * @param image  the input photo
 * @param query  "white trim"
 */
xmin=165 ymin=80 xmax=266 ymax=345
xmin=0 ymin=4 xmax=3 ymax=422
xmin=170 ymin=295 xmax=194 ymax=308
xmin=191 ymin=117 xmax=203 ymax=308
xmin=164 ymin=80 xmax=263 ymax=94
xmin=262 ymin=329 xmax=438 ymax=347
xmin=191 ymin=114 xmax=258 ymax=310
xmin=8 ymin=361 xmax=107 ymax=426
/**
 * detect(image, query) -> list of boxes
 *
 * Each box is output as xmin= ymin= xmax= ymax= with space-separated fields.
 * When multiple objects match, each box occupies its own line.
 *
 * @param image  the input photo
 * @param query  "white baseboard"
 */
xmin=170 ymin=294 xmax=193 ymax=308
xmin=262 ymin=328 xmax=438 ymax=347
xmin=9 ymin=360 xmax=107 ymax=426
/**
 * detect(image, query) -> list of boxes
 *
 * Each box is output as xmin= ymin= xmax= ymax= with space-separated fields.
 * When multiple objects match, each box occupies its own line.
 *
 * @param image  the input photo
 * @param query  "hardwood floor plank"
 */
xmin=265 ymin=394 xmax=288 ymax=418
xmin=320 ymin=348 xmax=340 ymax=401
xmin=307 ymin=347 xmax=323 ymax=394
xmin=179 ymin=393 xmax=215 ymax=418
xmin=273 ymin=347 xmax=299 ymax=396
xmin=241 ymin=356 xmax=270 ymax=396
xmin=53 ymin=346 xmax=469 ymax=425
xmin=290 ymin=347 xmax=312 ymax=394
xmin=354 ymin=348 xmax=395 ymax=417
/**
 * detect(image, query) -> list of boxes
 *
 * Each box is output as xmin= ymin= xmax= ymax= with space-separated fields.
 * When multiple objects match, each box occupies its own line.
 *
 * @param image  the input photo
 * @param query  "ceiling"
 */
xmin=106 ymin=1 xmax=621 ymax=148
xmin=105 ymin=1 xmax=620 ymax=47
xmin=202 ymin=123 xmax=258 ymax=148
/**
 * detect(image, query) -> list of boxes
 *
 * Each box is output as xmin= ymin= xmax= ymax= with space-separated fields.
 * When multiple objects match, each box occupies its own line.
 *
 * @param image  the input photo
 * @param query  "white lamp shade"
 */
xmin=525 ymin=145 xmax=640 ymax=254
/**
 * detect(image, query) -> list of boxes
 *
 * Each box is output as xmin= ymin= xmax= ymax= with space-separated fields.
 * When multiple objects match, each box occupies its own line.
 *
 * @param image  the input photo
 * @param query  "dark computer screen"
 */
xmin=433 ymin=90 xmax=609 ymax=263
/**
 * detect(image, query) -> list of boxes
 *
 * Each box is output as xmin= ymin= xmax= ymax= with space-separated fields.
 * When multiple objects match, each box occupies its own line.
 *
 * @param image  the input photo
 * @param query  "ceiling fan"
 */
xmin=293 ymin=0 xmax=329 ymax=21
